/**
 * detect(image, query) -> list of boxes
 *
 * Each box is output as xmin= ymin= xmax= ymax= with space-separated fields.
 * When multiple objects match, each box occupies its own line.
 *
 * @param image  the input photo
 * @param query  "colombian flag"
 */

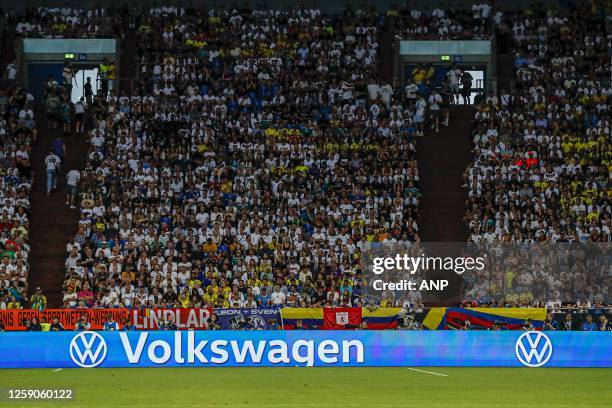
xmin=422 ymin=307 xmax=546 ymax=330
xmin=281 ymin=308 xmax=324 ymax=329
xmin=281 ymin=308 xmax=401 ymax=330
xmin=362 ymin=307 xmax=401 ymax=329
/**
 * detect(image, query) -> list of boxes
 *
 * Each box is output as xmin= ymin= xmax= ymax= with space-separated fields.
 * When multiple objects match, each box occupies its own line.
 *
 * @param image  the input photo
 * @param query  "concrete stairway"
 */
xmin=28 ymin=118 xmax=89 ymax=307
xmin=417 ymin=106 xmax=474 ymax=242
xmin=28 ymin=28 xmax=138 ymax=307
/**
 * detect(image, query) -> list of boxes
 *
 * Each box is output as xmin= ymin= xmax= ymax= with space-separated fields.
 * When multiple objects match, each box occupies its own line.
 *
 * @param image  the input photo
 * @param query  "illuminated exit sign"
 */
xmin=440 ymin=55 xmax=463 ymax=63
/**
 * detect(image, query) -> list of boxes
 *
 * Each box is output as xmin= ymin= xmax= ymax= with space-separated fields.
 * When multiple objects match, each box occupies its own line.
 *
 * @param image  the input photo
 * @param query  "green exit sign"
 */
xmin=64 ymin=53 xmax=75 ymax=59
xmin=440 ymin=55 xmax=450 ymax=61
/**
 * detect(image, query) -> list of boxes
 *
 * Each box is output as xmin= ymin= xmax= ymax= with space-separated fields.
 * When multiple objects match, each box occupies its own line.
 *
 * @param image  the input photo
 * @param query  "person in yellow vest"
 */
xmin=30 ymin=287 xmax=47 ymax=311
xmin=98 ymin=58 xmax=110 ymax=95
xmin=411 ymin=64 xmax=427 ymax=86
xmin=7 ymin=295 xmax=22 ymax=309
xmin=40 ymin=317 xmax=51 ymax=331
xmin=107 ymin=60 xmax=116 ymax=94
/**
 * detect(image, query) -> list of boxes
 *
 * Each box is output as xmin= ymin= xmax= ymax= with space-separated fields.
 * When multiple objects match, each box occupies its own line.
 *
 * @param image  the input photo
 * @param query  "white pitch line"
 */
xmin=52 ymin=368 xmax=63 ymax=372
xmin=407 ymin=367 xmax=448 ymax=377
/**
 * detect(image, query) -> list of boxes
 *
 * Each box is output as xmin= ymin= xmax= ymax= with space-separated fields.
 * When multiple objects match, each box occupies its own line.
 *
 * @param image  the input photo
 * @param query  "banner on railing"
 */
xmin=0 ymin=308 xmax=213 ymax=331
xmin=0 ymin=307 xmax=549 ymax=331
xmin=323 ymin=307 xmax=363 ymax=329
xmin=130 ymin=308 xmax=213 ymax=330
xmin=280 ymin=308 xmax=401 ymax=329
xmin=0 ymin=309 xmax=129 ymax=331
xmin=421 ymin=307 xmax=547 ymax=330
xmin=280 ymin=308 xmax=323 ymax=329
xmin=213 ymin=308 xmax=282 ymax=330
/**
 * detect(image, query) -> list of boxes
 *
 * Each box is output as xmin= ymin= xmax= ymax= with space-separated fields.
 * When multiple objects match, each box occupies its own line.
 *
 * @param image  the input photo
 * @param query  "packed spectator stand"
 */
xmin=0 ymin=2 xmax=610 ymax=317
xmin=14 ymin=6 xmax=127 ymax=39
xmin=56 ymin=5 xmax=422 ymax=310
xmin=0 ymin=69 xmax=35 ymax=310
xmin=460 ymin=5 xmax=611 ymax=310
xmin=0 ymin=5 xmax=127 ymax=312
xmin=392 ymin=2 xmax=495 ymax=40
xmin=464 ymin=7 xmax=611 ymax=244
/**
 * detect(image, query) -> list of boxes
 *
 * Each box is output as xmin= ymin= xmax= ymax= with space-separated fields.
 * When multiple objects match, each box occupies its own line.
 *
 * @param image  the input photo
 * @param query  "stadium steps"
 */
xmin=379 ymin=15 xmax=396 ymax=83
xmin=118 ymin=27 xmax=137 ymax=94
xmin=27 ymin=29 xmax=137 ymax=307
xmin=416 ymin=105 xmax=473 ymax=242
xmin=497 ymin=55 xmax=515 ymax=95
xmin=1 ymin=20 xmax=16 ymax=73
xmin=28 ymin=110 xmax=90 ymax=308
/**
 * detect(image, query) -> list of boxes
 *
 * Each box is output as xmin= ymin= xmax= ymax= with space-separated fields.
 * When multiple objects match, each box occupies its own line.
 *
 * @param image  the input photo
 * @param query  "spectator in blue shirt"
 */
xmin=582 ymin=314 xmax=598 ymax=331
xmin=258 ymin=286 xmax=271 ymax=306
xmin=52 ymin=135 xmax=66 ymax=162
xmin=121 ymin=317 xmax=136 ymax=331
xmin=103 ymin=315 xmax=120 ymax=331
xmin=543 ymin=313 xmax=558 ymax=330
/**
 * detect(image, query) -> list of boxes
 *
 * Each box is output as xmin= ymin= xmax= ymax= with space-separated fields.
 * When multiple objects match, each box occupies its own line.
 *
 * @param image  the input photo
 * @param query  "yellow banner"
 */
xmin=280 ymin=308 xmax=324 ymax=320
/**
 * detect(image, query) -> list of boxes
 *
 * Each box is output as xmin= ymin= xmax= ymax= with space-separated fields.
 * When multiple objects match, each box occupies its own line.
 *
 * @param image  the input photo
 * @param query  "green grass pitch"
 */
xmin=0 ymin=367 xmax=610 ymax=407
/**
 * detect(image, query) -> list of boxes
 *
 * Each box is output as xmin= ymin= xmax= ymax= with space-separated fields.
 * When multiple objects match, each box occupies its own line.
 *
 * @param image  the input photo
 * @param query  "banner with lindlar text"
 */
xmin=130 ymin=308 xmax=213 ymax=330
xmin=0 ymin=308 xmax=213 ymax=331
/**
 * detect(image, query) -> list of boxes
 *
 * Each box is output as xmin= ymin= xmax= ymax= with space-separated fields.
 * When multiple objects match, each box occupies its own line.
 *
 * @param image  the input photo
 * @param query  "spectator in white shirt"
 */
xmin=428 ymin=90 xmax=443 ymax=132
xmin=270 ymin=285 xmax=286 ymax=306
xmin=44 ymin=149 xmax=60 ymax=195
xmin=414 ymin=95 xmax=426 ymax=136
xmin=66 ymin=169 xmax=80 ymax=208
xmin=405 ymin=80 xmax=418 ymax=103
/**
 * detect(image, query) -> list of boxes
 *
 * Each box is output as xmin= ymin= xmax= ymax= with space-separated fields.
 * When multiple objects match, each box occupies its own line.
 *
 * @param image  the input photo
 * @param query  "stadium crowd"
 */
xmin=14 ymin=6 xmax=129 ymax=39
xmin=0 ymin=2 xmax=609 ymax=314
xmin=391 ymin=2 xmax=496 ymax=40
xmin=464 ymin=7 xmax=610 ymax=244
xmin=0 ymin=84 xmax=35 ymax=310
xmin=59 ymin=5 xmax=423 ymax=310
xmin=462 ymin=6 xmax=611 ymax=307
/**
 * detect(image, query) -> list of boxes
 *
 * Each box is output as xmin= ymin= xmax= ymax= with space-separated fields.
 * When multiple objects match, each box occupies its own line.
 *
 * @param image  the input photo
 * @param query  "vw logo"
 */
xmin=515 ymin=331 xmax=553 ymax=367
xmin=69 ymin=331 xmax=107 ymax=368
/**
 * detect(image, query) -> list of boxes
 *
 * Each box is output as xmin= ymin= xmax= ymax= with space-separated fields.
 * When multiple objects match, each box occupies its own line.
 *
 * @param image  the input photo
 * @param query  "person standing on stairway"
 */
xmin=62 ymin=61 xmax=75 ymax=99
xmin=44 ymin=149 xmax=61 ymax=196
xmin=45 ymin=89 xmax=62 ymax=131
xmin=460 ymin=69 xmax=473 ymax=104
xmin=428 ymin=89 xmax=442 ymax=133
xmin=84 ymin=77 xmax=93 ymax=104
xmin=66 ymin=168 xmax=81 ymax=209
xmin=107 ymin=60 xmax=116 ymax=94
xmin=52 ymin=135 xmax=66 ymax=164
xmin=98 ymin=58 xmax=110 ymax=95
xmin=3 ymin=59 xmax=18 ymax=87
xmin=74 ymin=96 xmax=86 ymax=133
xmin=414 ymin=94 xmax=426 ymax=136
xmin=404 ymin=79 xmax=418 ymax=105
xmin=61 ymin=98 xmax=72 ymax=134
xmin=445 ymin=64 xmax=461 ymax=104
xmin=440 ymin=82 xmax=451 ymax=127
